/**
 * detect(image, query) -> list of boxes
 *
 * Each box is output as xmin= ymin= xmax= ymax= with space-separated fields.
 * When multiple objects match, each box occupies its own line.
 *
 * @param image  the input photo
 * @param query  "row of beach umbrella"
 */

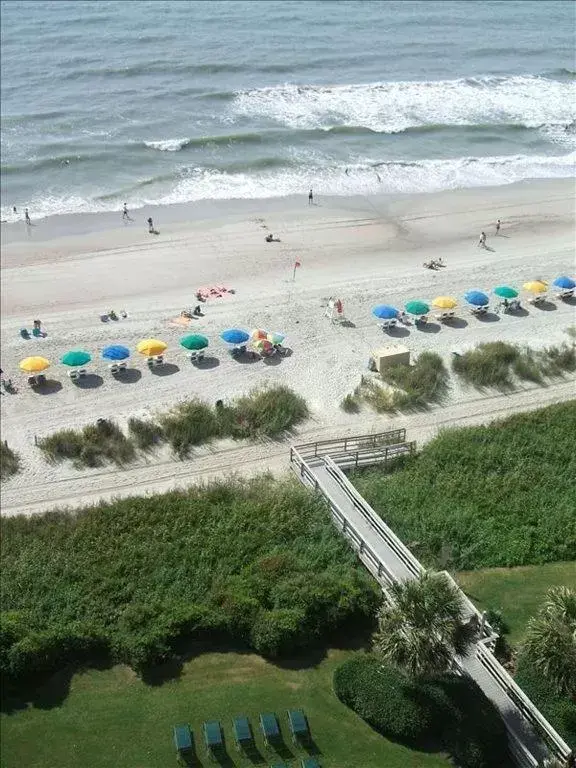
xmin=18 ymin=328 xmax=285 ymax=374
xmin=372 ymin=277 xmax=574 ymax=320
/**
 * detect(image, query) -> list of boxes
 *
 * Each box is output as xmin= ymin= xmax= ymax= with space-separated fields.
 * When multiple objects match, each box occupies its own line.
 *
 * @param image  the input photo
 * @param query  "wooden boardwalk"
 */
xmin=291 ymin=434 xmax=573 ymax=768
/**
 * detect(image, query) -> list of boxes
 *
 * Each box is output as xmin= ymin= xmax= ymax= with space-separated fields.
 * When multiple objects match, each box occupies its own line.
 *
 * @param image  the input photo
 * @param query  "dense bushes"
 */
xmin=354 ymin=402 xmax=576 ymax=569
xmin=0 ymin=442 xmax=21 ymax=479
xmin=334 ymin=654 xmax=511 ymax=767
xmin=515 ymin=652 xmax=576 ymax=749
xmin=0 ymin=477 xmax=379 ymax=684
xmin=38 ymin=385 xmax=309 ymax=465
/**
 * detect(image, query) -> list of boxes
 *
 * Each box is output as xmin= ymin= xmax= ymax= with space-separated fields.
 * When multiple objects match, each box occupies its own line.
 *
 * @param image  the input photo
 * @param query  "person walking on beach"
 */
xmin=495 ymin=219 xmax=501 ymax=235
xmin=308 ymin=188 xmax=313 ymax=205
xmin=147 ymin=216 xmax=154 ymax=234
xmin=477 ymin=231 xmax=487 ymax=248
xmin=24 ymin=208 xmax=31 ymax=226
xmin=122 ymin=202 xmax=130 ymax=220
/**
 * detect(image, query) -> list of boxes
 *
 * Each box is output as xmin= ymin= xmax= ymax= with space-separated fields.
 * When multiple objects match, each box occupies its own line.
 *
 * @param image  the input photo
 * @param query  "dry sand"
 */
xmin=1 ymin=178 xmax=575 ymax=515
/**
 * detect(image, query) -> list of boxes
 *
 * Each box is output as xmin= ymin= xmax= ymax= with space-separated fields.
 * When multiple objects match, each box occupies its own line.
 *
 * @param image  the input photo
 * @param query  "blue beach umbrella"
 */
xmin=102 ymin=345 xmax=131 ymax=361
xmin=553 ymin=276 xmax=575 ymax=290
xmin=464 ymin=290 xmax=489 ymax=306
xmin=220 ymin=328 xmax=250 ymax=345
xmin=372 ymin=305 xmax=399 ymax=320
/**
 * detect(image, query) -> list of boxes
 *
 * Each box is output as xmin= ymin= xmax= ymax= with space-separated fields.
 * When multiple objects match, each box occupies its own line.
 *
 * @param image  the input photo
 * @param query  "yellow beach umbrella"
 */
xmin=19 ymin=356 xmax=50 ymax=373
xmin=431 ymin=296 xmax=458 ymax=310
xmin=136 ymin=339 xmax=167 ymax=357
xmin=523 ymin=280 xmax=548 ymax=294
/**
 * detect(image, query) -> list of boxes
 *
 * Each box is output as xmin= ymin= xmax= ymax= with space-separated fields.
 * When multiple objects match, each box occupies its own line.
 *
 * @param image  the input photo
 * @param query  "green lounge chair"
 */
xmin=173 ymin=724 xmax=193 ymax=763
xmin=270 ymin=764 xmax=289 ymax=768
xmin=232 ymin=715 xmax=252 ymax=750
xmin=301 ymin=759 xmax=321 ymax=768
xmin=203 ymin=720 xmax=223 ymax=759
xmin=259 ymin=712 xmax=280 ymax=746
xmin=287 ymin=708 xmax=309 ymax=744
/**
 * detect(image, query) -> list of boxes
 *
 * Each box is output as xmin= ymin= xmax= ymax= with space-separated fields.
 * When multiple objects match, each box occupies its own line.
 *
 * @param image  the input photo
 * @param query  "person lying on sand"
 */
xmin=423 ymin=258 xmax=445 ymax=270
xmin=265 ymin=233 xmax=281 ymax=242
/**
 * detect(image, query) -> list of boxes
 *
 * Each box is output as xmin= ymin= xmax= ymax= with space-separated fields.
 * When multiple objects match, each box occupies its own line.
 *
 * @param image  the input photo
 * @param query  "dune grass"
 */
xmin=37 ymin=385 xmax=309 ymax=465
xmin=452 ymin=341 xmax=575 ymax=389
xmin=0 ymin=442 xmax=21 ymax=480
xmin=353 ymin=402 xmax=576 ymax=570
xmin=359 ymin=352 xmax=449 ymax=413
xmin=38 ymin=419 xmax=135 ymax=468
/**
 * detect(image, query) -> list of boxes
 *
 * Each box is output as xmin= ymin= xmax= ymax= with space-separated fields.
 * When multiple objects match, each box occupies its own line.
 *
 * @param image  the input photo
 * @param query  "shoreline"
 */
xmin=1 ymin=177 xmax=573 ymax=250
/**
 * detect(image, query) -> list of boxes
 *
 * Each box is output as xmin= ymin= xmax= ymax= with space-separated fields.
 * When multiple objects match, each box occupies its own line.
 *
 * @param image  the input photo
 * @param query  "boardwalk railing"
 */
xmin=289 ymin=436 xmax=573 ymax=768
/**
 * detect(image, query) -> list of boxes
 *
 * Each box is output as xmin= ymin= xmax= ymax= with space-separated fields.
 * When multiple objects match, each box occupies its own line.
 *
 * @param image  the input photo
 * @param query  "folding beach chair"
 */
xmin=233 ymin=716 xmax=252 ymax=752
xmin=287 ymin=709 xmax=310 ymax=745
xmin=259 ymin=712 xmax=280 ymax=746
xmin=203 ymin=720 xmax=223 ymax=760
xmin=173 ymin=724 xmax=193 ymax=764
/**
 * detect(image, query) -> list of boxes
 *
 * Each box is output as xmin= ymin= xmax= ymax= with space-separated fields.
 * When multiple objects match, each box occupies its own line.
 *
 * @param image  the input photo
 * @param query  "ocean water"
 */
xmin=1 ymin=0 xmax=575 ymax=220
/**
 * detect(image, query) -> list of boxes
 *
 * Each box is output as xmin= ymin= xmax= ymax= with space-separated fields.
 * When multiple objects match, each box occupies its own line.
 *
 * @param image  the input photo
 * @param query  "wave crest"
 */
xmin=230 ymin=75 xmax=576 ymax=134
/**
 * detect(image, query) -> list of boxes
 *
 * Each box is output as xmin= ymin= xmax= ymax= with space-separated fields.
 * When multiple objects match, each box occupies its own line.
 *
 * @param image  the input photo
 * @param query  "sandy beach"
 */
xmin=1 ymin=178 xmax=575 ymax=515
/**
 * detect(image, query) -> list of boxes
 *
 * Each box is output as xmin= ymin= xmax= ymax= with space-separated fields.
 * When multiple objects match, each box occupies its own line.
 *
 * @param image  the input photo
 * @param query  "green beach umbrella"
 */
xmin=494 ymin=286 xmax=518 ymax=299
xmin=60 ymin=350 xmax=92 ymax=367
xmin=405 ymin=300 xmax=430 ymax=316
xmin=180 ymin=334 xmax=209 ymax=351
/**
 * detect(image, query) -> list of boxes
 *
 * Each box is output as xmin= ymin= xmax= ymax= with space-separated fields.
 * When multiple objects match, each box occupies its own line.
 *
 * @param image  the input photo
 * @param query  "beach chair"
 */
xmin=415 ymin=315 xmax=428 ymax=327
xmin=232 ymin=715 xmax=252 ymax=752
xmin=37 ymin=374 xmax=46 ymax=384
xmin=154 ymin=355 xmax=164 ymax=366
xmin=109 ymin=364 xmax=119 ymax=374
xmin=27 ymin=375 xmax=36 ymax=387
xmin=287 ymin=709 xmax=310 ymax=745
xmin=78 ymin=368 xmax=87 ymax=377
xmin=447 ymin=310 xmax=455 ymax=318
xmin=32 ymin=327 xmax=42 ymax=337
xmin=68 ymin=370 xmax=80 ymax=381
xmin=20 ymin=328 xmax=30 ymax=339
xmin=118 ymin=361 xmax=127 ymax=371
xmin=203 ymin=720 xmax=223 ymax=760
xmin=173 ymin=724 xmax=193 ymax=764
xmin=259 ymin=713 xmax=280 ymax=747
xmin=556 ymin=289 xmax=573 ymax=300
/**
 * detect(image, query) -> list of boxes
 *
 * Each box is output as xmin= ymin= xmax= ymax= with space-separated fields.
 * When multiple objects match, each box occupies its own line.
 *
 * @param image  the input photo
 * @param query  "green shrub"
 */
xmin=540 ymin=342 xmax=576 ymax=377
xmin=515 ymin=651 xmax=576 ymax=748
xmin=333 ymin=654 xmax=510 ymax=766
xmin=512 ymin=349 xmax=544 ymax=383
xmin=333 ymin=654 xmax=437 ymax=746
xmin=250 ymin=608 xmax=307 ymax=656
xmin=159 ymin=399 xmax=219 ymax=457
xmin=1 ymin=477 xmax=376 ymax=680
xmin=353 ymin=402 xmax=576 ymax=569
xmin=340 ymin=394 xmax=360 ymax=413
xmin=229 ymin=384 xmax=309 ymax=438
xmin=0 ymin=442 xmax=21 ymax=479
xmin=127 ymin=417 xmax=164 ymax=450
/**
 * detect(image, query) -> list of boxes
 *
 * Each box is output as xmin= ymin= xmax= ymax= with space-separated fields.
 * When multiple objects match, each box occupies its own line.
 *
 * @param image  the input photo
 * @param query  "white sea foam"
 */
xmin=144 ymin=138 xmax=190 ymax=152
xmin=2 ymin=152 xmax=573 ymax=221
xmin=231 ymin=75 xmax=576 ymax=133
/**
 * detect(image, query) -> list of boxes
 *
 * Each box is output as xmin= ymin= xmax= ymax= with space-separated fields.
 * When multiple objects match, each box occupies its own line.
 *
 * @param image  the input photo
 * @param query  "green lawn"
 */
xmin=0 ymin=646 xmax=450 ymax=768
xmin=457 ymin=561 xmax=576 ymax=644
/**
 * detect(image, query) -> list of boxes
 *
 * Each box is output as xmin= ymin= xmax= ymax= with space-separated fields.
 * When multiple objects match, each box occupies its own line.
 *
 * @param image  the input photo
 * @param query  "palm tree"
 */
xmin=522 ymin=586 xmax=576 ymax=698
xmin=373 ymin=571 xmax=478 ymax=679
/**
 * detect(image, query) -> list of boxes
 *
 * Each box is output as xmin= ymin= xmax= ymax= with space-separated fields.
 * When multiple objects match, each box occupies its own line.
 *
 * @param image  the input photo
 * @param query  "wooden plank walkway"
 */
xmin=290 ymin=437 xmax=573 ymax=768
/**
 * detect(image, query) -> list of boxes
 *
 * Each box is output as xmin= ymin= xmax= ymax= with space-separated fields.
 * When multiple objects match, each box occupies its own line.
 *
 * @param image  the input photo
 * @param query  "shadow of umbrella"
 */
xmin=74 ymin=374 xmax=104 ymax=389
xmin=194 ymin=356 xmax=220 ymax=370
xmin=112 ymin=368 xmax=142 ymax=384
xmin=34 ymin=379 xmax=63 ymax=395
xmin=150 ymin=363 xmax=180 ymax=376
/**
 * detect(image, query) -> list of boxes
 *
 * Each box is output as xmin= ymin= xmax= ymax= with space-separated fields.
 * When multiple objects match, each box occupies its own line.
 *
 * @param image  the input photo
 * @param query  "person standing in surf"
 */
xmin=24 ymin=208 xmax=31 ymax=226
xmin=123 ymin=202 xmax=130 ymax=220
xmin=308 ymin=188 xmax=314 ymax=205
